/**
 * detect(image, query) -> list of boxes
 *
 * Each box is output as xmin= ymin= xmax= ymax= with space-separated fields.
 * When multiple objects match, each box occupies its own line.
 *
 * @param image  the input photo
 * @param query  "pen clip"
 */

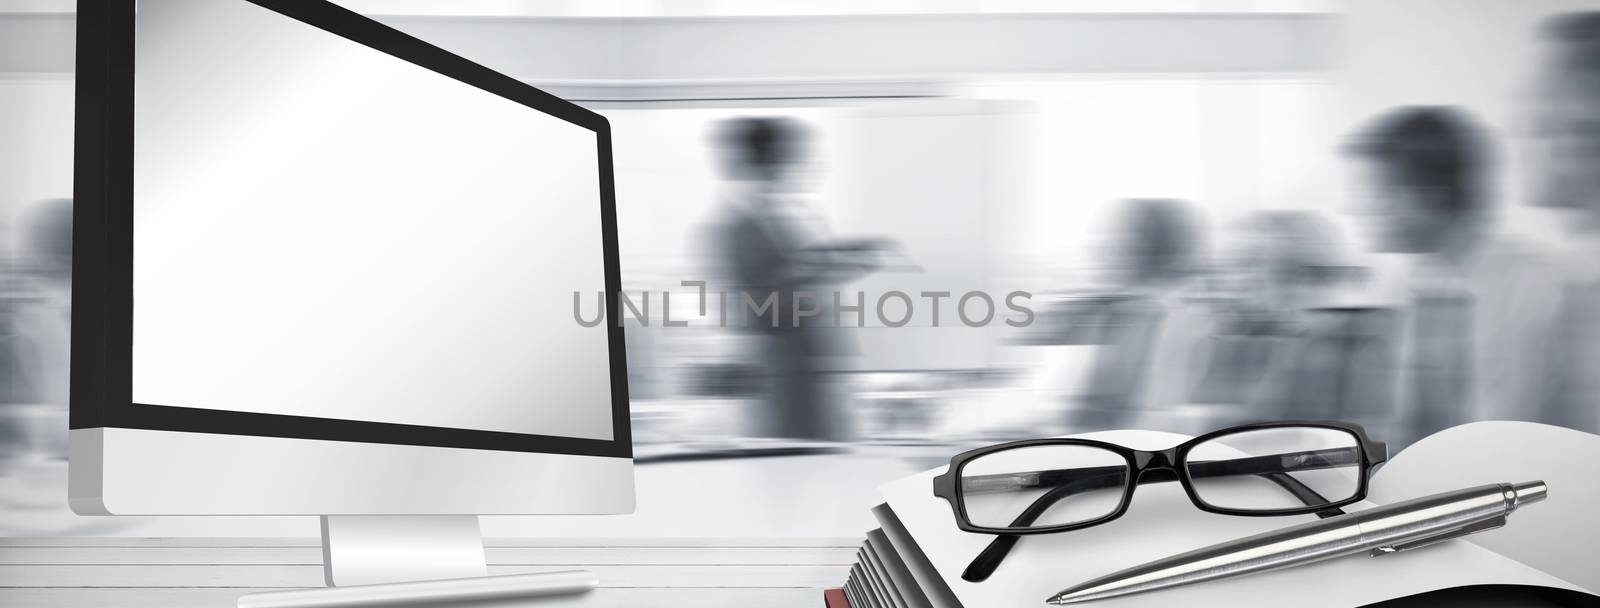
xmin=1369 ymin=516 xmax=1507 ymax=557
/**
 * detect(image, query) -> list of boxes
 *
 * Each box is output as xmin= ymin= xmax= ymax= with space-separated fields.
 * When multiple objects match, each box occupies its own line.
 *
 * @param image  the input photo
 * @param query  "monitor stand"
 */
xmin=236 ymin=515 xmax=597 ymax=607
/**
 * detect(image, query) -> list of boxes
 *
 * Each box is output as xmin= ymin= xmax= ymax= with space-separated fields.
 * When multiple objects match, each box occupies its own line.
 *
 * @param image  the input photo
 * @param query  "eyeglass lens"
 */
xmin=958 ymin=445 xmax=1129 ymax=530
xmin=1183 ymin=427 xmax=1363 ymax=511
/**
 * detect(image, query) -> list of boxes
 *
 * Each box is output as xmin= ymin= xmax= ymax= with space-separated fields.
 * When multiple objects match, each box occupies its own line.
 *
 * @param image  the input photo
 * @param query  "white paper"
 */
xmin=1367 ymin=420 xmax=1600 ymax=593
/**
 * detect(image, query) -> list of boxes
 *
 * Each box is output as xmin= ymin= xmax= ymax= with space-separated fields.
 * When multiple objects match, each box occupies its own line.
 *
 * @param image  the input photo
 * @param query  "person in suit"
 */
xmin=1343 ymin=107 xmax=1560 ymax=446
xmin=1065 ymin=198 xmax=1208 ymax=431
xmin=710 ymin=117 xmax=881 ymax=440
xmin=4 ymin=197 xmax=72 ymax=409
xmin=1191 ymin=210 xmax=1395 ymax=428
xmin=1526 ymin=12 xmax=1600 ymax=433
xmin=1 ymin=198 xmax=73 ymax=497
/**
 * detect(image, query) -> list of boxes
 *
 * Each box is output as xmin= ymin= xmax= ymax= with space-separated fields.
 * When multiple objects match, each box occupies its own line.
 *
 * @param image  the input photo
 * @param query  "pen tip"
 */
xmin=1510 ymin=480 xmax=1547 ymax=508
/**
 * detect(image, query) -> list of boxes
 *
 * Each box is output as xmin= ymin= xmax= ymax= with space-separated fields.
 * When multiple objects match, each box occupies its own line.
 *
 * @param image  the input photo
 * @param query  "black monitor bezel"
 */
xmin=70 ymin=0 xmax=632 ymax=459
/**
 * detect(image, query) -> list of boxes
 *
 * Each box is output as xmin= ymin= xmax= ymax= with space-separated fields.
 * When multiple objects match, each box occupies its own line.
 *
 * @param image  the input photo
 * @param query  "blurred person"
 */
xmin=1224 ymin=212 xmax=1350 ymax=314
xmin=709 ymin=117 xmax=885 ymax=441
xmin=1191 ymin=210 xmax=1395 ymax=425
xmin=1531 ymin=12 xmax=1600 ymax=219
xmin=4 ymin=197 xmax=72 ymax=409
xmin=1526 ymin=12 xmax=1600 ymax=433
xmin=1189 ymin=211 xmax=1331 ymax=408
xmin=1344 ymin=107 xmax=1558 ymax=446
xmin=1061 ymin=198 xmax=1208 ymax=431
xmin=2 ymin=198 xmax=72 ymax=508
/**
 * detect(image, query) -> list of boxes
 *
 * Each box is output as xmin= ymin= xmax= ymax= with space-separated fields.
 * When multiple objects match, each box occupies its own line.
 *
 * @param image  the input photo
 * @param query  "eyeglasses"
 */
xmin=932 ymin=421 xmax=1387 ymax=582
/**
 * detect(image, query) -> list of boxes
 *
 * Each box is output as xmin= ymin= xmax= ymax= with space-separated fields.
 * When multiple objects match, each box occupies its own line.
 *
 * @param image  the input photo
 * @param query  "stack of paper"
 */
xmin=834 ymin=504 xmax=956 ymax=608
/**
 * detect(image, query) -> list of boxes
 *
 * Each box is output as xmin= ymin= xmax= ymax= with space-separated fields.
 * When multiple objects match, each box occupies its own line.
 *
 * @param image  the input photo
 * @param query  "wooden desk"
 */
xmin=0 ymin=537 xmax=855 ymax=607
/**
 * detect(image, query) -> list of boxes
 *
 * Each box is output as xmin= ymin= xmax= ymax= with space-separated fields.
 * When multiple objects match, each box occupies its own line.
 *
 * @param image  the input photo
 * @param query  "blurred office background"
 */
xmin=3 ymin=0 xmax=1598 ymax=536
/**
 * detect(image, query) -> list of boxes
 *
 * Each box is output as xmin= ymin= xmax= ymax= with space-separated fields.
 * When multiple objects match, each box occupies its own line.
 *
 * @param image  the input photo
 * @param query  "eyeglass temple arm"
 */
xmin=960 ymin=447 xmax=1358 ymax=583
xmin=1186 ymin=447 xmax=1355 ymax=515
xmin=962 ymin=473 xmax=1114 ymax=582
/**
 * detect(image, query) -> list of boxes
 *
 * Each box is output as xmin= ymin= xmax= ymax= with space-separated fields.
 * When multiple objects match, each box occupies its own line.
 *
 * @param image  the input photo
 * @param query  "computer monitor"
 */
xmin=69 ymin=0 xmax=632 ymax=603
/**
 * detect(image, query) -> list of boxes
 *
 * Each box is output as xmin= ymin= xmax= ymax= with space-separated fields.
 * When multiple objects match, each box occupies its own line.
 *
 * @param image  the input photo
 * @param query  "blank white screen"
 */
xmin=130 ymin=0 xmax=615 ymax=441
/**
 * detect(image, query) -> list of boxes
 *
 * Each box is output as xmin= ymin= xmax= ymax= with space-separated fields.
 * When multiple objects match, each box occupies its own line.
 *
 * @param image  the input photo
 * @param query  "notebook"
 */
xmin=875 ymin=421 xmax=1600 ymax=608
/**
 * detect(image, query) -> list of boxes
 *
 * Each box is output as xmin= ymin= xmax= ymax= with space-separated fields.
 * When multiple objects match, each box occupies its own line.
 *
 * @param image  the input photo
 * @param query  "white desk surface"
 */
xmin=0 ymin=537 xmax=855 ymax=607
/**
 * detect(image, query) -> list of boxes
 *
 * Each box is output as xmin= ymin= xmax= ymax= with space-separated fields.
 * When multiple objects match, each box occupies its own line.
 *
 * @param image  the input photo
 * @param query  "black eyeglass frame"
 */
xmin=932 ymin=420 xmax=1387 ymax=536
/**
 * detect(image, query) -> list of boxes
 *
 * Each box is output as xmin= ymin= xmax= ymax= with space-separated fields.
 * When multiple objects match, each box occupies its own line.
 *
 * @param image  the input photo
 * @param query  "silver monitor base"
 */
xmin=237 ymin=515 xmax=596 ymax=607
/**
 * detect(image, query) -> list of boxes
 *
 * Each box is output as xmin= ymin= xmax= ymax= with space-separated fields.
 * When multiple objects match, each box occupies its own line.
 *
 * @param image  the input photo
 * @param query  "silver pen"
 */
xmin=1045 ymin=481 xmax=1548 ymax=605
